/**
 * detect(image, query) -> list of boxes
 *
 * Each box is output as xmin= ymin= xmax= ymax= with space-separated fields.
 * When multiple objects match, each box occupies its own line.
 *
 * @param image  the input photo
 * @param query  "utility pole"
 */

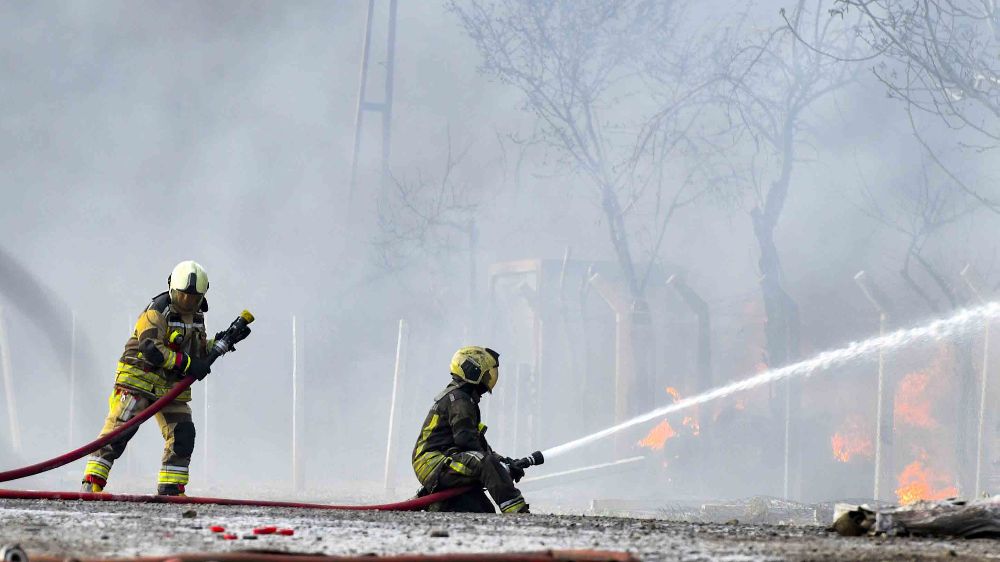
xmin=855 ymin=271 xmax=894 ymax=503
xmin=384 ymin=319 xmax=408 ymax=493
xmin=348 ymin=0 xmax=399 ymax=211
xmin=0 ymin=305 xmax=20 ymax=454
xmin=291 ymin=315 xmax=304 ymax=493
xmin=961 ymin=264 xmax=993 ymax=498
xmin=68 ymin=310 xmax=77 ymax=448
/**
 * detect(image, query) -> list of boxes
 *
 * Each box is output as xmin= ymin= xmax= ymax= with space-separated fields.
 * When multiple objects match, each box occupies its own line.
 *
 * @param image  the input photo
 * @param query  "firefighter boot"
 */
xmin=157 ymin=483 xmax=186 ymax=496
xmin=81 ymin=474 xmax=105 ymax=493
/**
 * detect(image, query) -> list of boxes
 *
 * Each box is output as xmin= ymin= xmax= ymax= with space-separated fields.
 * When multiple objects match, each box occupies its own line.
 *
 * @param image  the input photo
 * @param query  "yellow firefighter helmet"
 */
xmin=450 ymin=346 xmax=500 ymax=392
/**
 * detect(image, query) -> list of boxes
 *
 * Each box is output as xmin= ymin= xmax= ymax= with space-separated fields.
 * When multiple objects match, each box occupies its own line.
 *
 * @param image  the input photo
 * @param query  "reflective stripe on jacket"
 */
xmin=114 ymin=292 xmax=208 ymax=402
xmin=411 ymin=381 xmax=489 ymax=484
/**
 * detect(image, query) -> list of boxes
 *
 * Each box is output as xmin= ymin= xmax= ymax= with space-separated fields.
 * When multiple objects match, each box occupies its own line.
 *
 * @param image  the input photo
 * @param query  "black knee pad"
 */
xmin=173 ymin=421 xmax=196 ymax=458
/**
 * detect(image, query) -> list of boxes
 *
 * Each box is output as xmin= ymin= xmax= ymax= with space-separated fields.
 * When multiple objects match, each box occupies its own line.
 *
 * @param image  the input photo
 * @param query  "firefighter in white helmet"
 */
xmin=411 ymin=346 xmax=530 ymax=513
xmin=82 ymin=261 xmax=216 ymax=496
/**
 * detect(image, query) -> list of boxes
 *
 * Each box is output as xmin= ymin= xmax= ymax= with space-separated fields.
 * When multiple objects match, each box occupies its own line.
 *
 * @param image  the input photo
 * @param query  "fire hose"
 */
xmin=0 ymin=311 xmax=255 ymax=484
xmin=0 ymin=309 xmax=541 ymax=511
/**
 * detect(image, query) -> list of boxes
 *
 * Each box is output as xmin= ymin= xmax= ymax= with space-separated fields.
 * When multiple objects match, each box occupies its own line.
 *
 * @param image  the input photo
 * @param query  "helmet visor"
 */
xmin=171 ymin=290 xmax=204 ymax=314
xmin=483 ymin=366 xmax=499 ymax=392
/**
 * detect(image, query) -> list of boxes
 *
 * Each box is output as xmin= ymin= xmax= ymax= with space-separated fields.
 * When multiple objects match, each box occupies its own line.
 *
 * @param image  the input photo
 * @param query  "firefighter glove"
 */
xmin=182 ymin=354 xmax=213 ymax=380
xmin=508 ymin=461 xmax=525 ymax=483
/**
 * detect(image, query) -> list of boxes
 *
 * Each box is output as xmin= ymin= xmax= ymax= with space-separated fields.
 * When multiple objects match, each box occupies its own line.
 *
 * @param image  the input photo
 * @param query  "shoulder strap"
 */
xmin=147 ymin=291 xmax=170 ymax=314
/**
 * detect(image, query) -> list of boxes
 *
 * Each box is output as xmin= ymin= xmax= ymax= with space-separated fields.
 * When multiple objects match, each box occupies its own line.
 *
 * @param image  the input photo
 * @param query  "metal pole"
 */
xmin=855 ymin=271 xmax=892 ymax=502
xmin=348 ymin=0 xmax=376 ymax=209
xmin=68 ymin=310 xmax=77 ymax=448
xmin=961 ymin=264 xmax=993 ymax=498
xmin=0 ymin=305 xmax=21 ymax=454
xmin=976 ymin=321 xmax=991 ymax=498
xmin=783 ymin=377 xmax=791 ymax=499
xmin=291 ymin=315 xmax=302 ymax=493
xmin=381 ymin=0 xmax=398 ymax=188
xmin=384 ymin=319 xmax=408 ymax=492
xmin=587 ymin=272 xmax=633 ymax=458
xmin=513 ymin=364 xmax=523 ymax=455
xmin=874 ymin=310 xmax=887 ymax=499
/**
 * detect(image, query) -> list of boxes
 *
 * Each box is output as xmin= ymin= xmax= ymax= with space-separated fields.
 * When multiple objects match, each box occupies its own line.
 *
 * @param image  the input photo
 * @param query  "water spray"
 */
xmin=541 ymin=301 xmax=1000 ymax=460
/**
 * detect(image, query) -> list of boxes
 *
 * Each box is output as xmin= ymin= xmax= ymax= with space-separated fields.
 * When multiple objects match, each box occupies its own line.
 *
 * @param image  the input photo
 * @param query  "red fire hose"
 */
xmin=0 ymin=486 xmax=473 ymax=511
xmin=0 ymin=378 xmax=196 ymax=483
xmin=0 ymin=376 xmax=473 ymax=511
xmin=23 ymin=550 xmax=638 ymax=562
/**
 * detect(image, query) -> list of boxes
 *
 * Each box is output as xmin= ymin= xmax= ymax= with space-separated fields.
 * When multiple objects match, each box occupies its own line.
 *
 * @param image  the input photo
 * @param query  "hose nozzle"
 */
xmin=510 ymin=451 xmax=544 ymax=470
xmin=210 ymin=309 xmax=255 ymax=359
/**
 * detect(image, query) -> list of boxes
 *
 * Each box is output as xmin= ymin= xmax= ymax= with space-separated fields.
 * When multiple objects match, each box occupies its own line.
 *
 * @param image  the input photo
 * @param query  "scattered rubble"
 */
xmin=700 ymin=496 xmax=820 ymax=525
xmin=833 ymin=496 xmax=1000 ymax=539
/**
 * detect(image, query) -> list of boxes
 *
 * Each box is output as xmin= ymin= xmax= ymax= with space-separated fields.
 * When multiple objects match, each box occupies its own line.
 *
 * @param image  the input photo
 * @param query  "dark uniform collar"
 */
xmin=436 ymin=379 xmax=484 ymax=403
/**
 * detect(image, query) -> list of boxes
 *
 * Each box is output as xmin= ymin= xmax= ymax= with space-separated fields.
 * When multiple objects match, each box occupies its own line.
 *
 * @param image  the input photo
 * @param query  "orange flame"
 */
xmin=666 ymin=387 xmax=683 ymax=402
xmin=683 ymin=415 xmax=701 ymax=436
xmin=895 ymin=458 xmax=958 ymax=505
xmin=637 ymin=420 xmax=676 ymax=450
xmin=895 ymin=372 xmax=935 ymax=428
xmin=830 ymin=414 xmax=873 ymax=463
xmin=637 ymin=387 xmax=700 ymax=449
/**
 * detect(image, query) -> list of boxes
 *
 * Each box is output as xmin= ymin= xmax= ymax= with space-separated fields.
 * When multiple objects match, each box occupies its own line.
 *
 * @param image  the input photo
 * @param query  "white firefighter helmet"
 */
xmin=168 ymin=261 xmax=209 ymax=313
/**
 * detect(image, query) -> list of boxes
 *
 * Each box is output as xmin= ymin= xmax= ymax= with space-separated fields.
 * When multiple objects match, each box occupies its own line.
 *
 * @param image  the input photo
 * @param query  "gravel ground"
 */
xmin=2 ymin=498 xmax=999 ymax=561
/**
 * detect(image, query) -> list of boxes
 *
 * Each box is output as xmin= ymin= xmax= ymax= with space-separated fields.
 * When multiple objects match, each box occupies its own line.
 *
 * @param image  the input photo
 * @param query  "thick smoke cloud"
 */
xmin=1 ymin=0 xmax=998 ymax=509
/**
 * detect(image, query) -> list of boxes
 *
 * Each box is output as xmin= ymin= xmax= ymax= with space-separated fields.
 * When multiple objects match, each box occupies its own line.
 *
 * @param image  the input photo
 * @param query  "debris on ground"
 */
xmin=833 ymin=496 xmax=1000 ymax=539
xmin=876 ymin=496 xmax=1000 ymax=538
xmin=700 ymin=496 xmax=819 ymax=525
xmin=831 ymin=503 xmax=875 ymax=536
xmin=6 ymin=497 xmax=1000 ymax=561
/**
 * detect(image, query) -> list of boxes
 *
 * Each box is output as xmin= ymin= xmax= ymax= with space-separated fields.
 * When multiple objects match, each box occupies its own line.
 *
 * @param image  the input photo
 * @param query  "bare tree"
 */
xmin=374 ymin=128 xmax=486 ymax=313
xmin=449 ymin=0 xmax=722 ymax=302
xmin=449 ymin=0 xmax=733 ymax=428
xmin=858 ymin=150 xmax=979 ymax=312
xmin=717 ymin=0 xmax=863 ymax=498
xmin=724 ymin=0 xmax=863 ymax=370
xmin=836 ymin=0 xmax=1000 ymax=211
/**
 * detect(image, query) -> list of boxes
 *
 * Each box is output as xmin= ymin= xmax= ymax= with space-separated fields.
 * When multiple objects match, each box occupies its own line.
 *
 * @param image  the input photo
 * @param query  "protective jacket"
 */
xmin=115 ymin=291 xmax=209 ymax=402
xmin=412 ymin=380 xmax=489 ymax=483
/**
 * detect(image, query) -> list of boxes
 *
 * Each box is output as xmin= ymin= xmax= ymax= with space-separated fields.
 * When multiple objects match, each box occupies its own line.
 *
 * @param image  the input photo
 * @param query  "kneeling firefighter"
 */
xmin=411 ymin=346 xmax=529 ymax=514
xmin=82 ymin=260 xmax=245 ymax=496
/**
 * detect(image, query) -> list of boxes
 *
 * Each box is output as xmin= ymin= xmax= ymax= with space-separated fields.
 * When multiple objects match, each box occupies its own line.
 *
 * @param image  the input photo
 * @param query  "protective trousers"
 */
xmin=434 ymin=451 xmax=527 ymax=513
xmin=83 ymin=386 xmax=195 ymax=490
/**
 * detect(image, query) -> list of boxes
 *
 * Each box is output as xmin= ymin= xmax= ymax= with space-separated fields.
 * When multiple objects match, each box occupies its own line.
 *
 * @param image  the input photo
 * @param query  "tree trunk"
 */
xmin=750 ymin=117 xmax=802 ymax=498
xmin=599 ymin=184 xmax=656 ymax=434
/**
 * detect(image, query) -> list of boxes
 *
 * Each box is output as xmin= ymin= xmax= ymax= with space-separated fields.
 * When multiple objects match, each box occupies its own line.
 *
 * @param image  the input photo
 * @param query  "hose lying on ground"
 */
xmin=19 ymin=550 xmax=638 ymax=562
xmin=0 ymin=486 xmax=473 ymax=511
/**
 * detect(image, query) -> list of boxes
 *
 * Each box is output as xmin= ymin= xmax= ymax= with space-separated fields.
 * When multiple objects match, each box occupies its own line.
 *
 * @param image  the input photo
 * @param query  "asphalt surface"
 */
xmin=2 ymin=498 xmax=999 ymax=561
